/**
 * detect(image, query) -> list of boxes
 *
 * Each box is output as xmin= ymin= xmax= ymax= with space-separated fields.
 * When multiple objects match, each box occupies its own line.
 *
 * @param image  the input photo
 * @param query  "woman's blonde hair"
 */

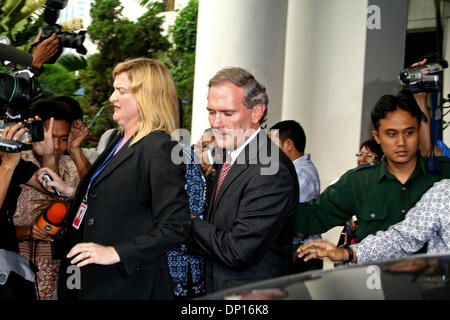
xmin=112 ymin=58 xmax=179 ymax=146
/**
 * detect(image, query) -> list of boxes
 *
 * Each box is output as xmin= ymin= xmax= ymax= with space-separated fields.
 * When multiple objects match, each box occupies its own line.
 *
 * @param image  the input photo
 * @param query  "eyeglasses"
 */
xmin=355 ymin=152 xmax=376 ymax=160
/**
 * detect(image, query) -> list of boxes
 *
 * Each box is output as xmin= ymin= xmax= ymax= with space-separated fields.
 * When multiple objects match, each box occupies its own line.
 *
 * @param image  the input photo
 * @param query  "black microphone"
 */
xmin=0 ymin=44 xmax=33 ymax=67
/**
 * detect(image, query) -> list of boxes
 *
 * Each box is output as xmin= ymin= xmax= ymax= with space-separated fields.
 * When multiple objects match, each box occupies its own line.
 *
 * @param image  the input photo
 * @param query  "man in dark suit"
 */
xmin=189 ymin=67 xmax=299 ymax=294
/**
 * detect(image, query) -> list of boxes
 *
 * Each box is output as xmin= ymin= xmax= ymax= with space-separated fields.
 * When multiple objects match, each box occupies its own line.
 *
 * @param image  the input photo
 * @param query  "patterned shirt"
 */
xmin=296 ymin=155 xmax=450 ymax=241
xmin=353 ymin=179 xmax=450 ymax=264
xmin=293 ymin=154 xmax=320 ymax=203
xmin=167 ymin=144 xmax=207 ymax=297
xmin=293 ymin=154 xmax=321 ymax=243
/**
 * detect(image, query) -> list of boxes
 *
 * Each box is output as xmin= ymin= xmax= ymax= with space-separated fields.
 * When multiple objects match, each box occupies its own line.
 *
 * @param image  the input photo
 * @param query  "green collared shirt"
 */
xmin=295 ymin=155 xmax=450 ymax=241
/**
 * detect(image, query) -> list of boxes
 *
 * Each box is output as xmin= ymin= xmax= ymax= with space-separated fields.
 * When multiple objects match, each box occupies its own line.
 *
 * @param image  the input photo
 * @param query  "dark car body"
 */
xmin=200 ymin=253 xmax=450 ymax=300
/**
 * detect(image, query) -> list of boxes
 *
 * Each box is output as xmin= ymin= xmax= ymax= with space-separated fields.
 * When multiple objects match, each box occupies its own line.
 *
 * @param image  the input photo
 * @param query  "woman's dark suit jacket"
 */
xmin=57 ymin=131 xmax=191 ymax=300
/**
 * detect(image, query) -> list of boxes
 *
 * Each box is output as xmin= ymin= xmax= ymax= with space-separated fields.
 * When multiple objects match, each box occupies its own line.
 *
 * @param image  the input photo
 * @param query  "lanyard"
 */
xmin=87 ymin=136 xmax=124 ymax=193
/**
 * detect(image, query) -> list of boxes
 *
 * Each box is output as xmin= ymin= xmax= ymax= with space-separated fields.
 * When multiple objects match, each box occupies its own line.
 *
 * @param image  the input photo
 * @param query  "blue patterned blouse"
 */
xmin=167 ymin=144 xmax=207 ymax=297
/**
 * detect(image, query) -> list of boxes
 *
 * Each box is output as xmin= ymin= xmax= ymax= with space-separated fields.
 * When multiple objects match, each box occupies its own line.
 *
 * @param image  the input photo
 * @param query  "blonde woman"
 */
xmin=42 ymin=58 xmax=191 ymax=300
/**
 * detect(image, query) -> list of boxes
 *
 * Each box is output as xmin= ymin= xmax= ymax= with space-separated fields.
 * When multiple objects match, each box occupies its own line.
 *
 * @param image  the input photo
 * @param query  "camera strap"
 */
xmin=428 ymin=92 xmax=441 ymax=173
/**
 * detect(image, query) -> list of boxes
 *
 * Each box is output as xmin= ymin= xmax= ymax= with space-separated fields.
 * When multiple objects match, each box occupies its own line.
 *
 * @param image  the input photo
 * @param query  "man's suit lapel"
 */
xmin=211 ymin=130 xmax=268 ymax=211
xmin=212 ymin=163 xmax=248 ymax=211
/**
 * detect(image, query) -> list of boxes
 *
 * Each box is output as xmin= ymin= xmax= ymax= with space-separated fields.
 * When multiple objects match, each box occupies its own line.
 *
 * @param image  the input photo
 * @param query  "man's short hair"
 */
xmin=208 ymin=67 xmax=269 ymax=124
xmin=270 ymin=120 xmax=306 ymax=153
xmin=32 ymin=100 xmax=72 ymax=125
xmin=371 ymin=90 xmax=424 ymax=130
xmin=53 ymin=96 xmax=83 ymax=121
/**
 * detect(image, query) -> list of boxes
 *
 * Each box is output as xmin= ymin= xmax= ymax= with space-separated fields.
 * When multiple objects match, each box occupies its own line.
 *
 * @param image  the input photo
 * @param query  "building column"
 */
xmin=360 ymin=0 xmax=408 ymax=143
xmin=191 ymin=0 xmax=288 ymax=143
xmin=282 ymin=0 xmax=369 ymax=188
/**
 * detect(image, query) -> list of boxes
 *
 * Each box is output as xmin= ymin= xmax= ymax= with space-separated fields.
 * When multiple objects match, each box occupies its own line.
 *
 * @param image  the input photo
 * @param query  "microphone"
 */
xmin=0 ymin=44 xmax=33 ymax=67
xmin=37 ymin=202 xmax=67 ymax=235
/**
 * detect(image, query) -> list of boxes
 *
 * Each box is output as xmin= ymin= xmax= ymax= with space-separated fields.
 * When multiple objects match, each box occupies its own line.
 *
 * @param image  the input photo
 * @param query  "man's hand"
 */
xmin=297 ymin=240 xmax=352 ymax=263
xmin=68 ymin=119 xmax=89 ymax=153
xmin=32 ymin=116 xmax=59 ymax=173
xmin=32 ymin=116 xmax=54 ymax=158
xmin=31 ymin=31 xmax=59 ymax=68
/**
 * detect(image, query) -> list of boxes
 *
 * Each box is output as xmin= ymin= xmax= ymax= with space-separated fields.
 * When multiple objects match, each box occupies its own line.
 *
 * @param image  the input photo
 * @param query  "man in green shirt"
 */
xmin=295 ymin=91 xmax=450 ymax=241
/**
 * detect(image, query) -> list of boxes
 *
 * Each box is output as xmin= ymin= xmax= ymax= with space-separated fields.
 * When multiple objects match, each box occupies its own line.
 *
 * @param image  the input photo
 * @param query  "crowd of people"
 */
xmin=1 ymin=34 xmax=449 ymax=300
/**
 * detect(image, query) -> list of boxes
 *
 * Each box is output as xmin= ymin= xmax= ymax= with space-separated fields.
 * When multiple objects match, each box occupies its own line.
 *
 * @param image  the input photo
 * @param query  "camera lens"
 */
xmin=29 ymin=120 xmax=44 ymax=142
xmin=399 ymin=71 xmax=409 ymax=85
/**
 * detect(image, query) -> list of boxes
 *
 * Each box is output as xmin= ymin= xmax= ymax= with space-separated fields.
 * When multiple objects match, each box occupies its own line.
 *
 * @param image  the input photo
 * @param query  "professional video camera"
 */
xmin=399 ymin=61 xmax=448 ymax=93
xmin=32 ymin=0 xmax=87 ymax=63
xmin=0 ymin=37 xmax=46 ymax=152
xmin=0 ymin=67 xmax=44 ymax=152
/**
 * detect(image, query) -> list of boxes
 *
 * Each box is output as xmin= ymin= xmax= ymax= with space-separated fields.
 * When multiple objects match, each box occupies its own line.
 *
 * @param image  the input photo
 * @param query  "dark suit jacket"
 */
xmin=57 ymin=131 xmax=191 ymax=300
xmin=189 ymin=130 xmax=299 ymax=293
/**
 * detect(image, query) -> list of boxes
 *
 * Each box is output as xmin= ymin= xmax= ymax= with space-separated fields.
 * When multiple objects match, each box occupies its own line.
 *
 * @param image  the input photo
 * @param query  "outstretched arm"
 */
xmin=412 ymin=58 xmax=443 ymax=157
xmin=0 ymin=123 xmax=31 ymax=207
xmin=297 ymin=240 xmax=356 ymax=263
xmin=298 ymin=180 xmax=448 ymax=265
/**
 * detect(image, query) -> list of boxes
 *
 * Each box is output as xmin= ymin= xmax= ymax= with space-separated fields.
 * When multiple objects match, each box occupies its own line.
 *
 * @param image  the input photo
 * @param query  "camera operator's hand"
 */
xmin=0 ymin=122 xmax=31 ymax=169
xmin=31 ymin=30 xmax=59 ymax=69
xmin=37 ymin=167 xmax=75 ymax=199
xmin=410 ymin=58 xmax=444 ymax=157
xmin=411 ymin=58 xmax=428 ymax=106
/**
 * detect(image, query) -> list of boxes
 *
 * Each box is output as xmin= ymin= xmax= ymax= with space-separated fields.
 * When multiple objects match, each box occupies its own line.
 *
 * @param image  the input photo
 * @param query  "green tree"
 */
xmin=168 ymin=0 xmax=198 ymax=129
xmin=0 ymin=0 xmax=45 ymax=49
xmin=38 ymin=63 xmax=78 ymax=96
xmin=78 ymin=0 xmax=171 ymax=140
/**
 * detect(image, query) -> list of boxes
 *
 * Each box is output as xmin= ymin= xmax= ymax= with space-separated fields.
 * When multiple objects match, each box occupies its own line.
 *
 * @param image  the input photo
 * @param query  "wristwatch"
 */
xmin=342 ymin=245 xmax=354 ymax=262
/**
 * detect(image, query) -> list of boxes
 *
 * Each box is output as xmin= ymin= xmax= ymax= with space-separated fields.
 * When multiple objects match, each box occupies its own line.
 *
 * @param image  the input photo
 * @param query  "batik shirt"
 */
xmin=353 ymin=179 xmax=450 ymax=264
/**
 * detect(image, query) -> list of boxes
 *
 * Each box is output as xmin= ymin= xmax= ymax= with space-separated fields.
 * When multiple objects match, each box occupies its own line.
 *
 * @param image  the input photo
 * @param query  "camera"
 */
xmin=399 ymin=61 xmax=448 ymax=93
xmin=0 ymin=67 xmax=44 ymax=153
xmin=0 ymin=68 xmax=44 ymax=114
xmin=0 ymin=119 xmax=44 ymax=142
xmin=0 ymin=119 xmax=44 ymax=152
xmin=33 ymin=0 xmax=87 ymax=63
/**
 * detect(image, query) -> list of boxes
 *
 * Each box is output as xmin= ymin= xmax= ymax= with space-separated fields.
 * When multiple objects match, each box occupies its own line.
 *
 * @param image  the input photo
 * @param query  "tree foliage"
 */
xmin=38 ymin=63 xmax=78 ymax=96
xmin=0 ymin=0 xmax=45 ymax=49
xmin=78 ymin=0 xmax=171 ymax=137
xmin=168 ymin=0 xmax=198 ymax=129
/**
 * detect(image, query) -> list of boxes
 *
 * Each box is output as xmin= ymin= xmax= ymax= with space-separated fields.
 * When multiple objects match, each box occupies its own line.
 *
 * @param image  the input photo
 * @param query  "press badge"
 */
xmin=72 ymin=194 xmax=88 ymax=229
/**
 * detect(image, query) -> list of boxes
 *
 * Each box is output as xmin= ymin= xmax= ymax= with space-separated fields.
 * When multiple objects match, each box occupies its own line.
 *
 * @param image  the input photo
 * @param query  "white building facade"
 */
xmin=191 ymin=0 xmax=450 ymax=190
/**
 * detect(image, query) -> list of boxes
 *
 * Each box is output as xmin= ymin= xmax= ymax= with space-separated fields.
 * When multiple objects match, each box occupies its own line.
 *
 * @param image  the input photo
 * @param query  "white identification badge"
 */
xmin=72 ymin=203 xmax=87 ymax=229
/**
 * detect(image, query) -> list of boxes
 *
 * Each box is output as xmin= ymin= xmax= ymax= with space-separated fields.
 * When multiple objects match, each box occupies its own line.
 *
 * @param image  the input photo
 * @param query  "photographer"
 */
xmin=0 ymin=120 xmax=56 ymax=300
xmin=409 ymin=58 xmax=449 ymax=158
xmin=0 ymin=123 xmax=37 ymax=252
xmin=12 ymin=101 xmax=80 ymax=300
